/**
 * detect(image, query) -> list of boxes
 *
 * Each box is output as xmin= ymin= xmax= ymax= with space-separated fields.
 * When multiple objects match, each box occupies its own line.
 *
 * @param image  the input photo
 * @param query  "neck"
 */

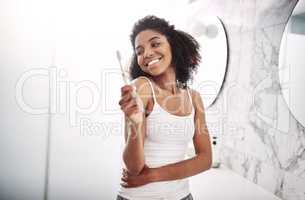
xmin=152 ymin=67 xmax=179 ymax=95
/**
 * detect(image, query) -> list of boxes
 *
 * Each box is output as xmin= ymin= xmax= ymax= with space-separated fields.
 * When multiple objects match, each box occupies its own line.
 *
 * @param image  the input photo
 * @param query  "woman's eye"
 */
xmin=152 ymin=42 xmax=160 ymax=48
xmin=136 ymin=50 xmax=143 ymax=56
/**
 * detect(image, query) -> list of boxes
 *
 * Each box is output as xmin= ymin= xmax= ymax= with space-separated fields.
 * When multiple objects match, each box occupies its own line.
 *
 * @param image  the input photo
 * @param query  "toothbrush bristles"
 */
xmin=116 ymin=50 xmax=125 ymax=72
xmin=116 ymin=50 xmax=130 ymax=85
xmin=116 ymin=50 xmax=121 ymax=62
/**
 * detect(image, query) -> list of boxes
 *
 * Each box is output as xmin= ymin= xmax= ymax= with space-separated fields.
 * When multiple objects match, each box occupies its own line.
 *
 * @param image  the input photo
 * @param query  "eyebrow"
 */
xmin=135 ymin=36 xmax=161 ymax=51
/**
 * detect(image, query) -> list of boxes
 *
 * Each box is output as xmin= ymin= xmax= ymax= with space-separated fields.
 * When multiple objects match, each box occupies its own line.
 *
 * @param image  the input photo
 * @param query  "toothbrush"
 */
xmin=116 ymin=50 xmax=139 ymax=100
xmin=116 ymin=51 xmax=131 ymax=85
xmin=116 ymin=51 xmax=143 ymax=137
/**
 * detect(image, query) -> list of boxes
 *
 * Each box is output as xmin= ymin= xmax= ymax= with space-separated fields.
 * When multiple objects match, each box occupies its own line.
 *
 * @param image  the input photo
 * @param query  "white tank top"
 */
xmin=118 ymin=77 xmax=195 ymax=200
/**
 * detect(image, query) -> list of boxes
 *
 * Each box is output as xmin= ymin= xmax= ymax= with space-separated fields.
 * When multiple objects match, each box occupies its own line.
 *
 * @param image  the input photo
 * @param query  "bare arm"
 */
xmin=150 ymin=90 xmax=212 ymax=182
xmin=122 ymin=118 xmax=145 ymax=175
xmin=121 ymin=77 xmax=151 ymax=175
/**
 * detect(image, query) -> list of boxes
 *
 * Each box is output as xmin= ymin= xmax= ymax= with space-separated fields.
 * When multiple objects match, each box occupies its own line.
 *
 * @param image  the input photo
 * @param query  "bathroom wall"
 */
xmin=0 ymin=0 xmax=53 ymax=199
xmin=192 ymin=0 xmax=305 ymax=199
xmin=1 ymin=0 xmax=304 ymax=199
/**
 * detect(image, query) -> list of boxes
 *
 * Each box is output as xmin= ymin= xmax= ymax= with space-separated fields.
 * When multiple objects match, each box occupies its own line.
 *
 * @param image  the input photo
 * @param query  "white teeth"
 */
xmin=148 ymin=59 xmax=160 ymax=66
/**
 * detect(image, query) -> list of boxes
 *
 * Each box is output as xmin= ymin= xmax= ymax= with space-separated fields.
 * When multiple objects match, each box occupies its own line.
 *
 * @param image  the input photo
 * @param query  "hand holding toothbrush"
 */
xmin=117 ymin=51 xmax=144 ymax=126
xmin=119 ymin=85 xmax=144 ymax=125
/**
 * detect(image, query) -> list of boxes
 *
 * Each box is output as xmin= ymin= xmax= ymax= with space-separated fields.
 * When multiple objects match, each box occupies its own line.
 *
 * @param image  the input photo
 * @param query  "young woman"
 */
xmin=117 ymin=15 xmax=212 ymax=200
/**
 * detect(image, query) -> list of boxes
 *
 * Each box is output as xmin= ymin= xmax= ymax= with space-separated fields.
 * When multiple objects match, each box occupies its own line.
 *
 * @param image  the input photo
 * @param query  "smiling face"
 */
xmin=134 ymin=29 xmax=173 ymax=76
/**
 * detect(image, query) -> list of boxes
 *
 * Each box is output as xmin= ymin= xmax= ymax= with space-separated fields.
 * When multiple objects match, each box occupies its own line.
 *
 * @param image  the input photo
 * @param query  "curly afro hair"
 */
xmin=129 ymin=15 xmax=201 ymax=88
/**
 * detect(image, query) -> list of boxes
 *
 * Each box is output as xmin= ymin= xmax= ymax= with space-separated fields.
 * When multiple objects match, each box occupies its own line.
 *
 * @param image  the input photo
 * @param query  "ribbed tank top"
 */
xmin=118 ymin=77 xmax=195 ymax=200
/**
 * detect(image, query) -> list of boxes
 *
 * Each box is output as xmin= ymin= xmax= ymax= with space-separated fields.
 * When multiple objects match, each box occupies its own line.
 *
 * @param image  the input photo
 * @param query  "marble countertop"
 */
xmin=190 ymin=165 xmax=281 ymax=200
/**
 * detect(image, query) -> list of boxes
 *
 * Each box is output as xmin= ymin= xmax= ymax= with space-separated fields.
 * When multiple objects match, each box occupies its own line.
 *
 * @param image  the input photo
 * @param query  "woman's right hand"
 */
xmin=119 ymin=85 xmax=144 ymax=124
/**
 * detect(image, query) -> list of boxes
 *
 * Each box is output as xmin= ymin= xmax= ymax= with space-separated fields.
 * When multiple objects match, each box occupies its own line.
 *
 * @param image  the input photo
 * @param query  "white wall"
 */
xmin=0 ymin=0 xmax=189 ymax=199
xmin=0 ymin=0 xmax=53 ymax=199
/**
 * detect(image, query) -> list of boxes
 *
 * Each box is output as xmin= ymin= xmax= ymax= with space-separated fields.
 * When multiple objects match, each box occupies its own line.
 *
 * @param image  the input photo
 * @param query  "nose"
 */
xmin=143 ymin=47 xmax=154 ymax=59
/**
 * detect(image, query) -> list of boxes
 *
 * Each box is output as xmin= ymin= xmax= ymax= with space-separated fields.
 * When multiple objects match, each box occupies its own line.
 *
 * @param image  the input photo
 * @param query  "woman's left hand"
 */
xmin=120 ymin=165 xmax=155 ymax=188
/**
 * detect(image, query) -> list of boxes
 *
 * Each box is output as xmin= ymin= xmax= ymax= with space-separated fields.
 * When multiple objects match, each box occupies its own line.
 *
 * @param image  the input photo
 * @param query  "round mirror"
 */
xmin=279 ymin=0 xmax=305 ymax=127
xmin=183 ymin=4 xmax=228 ymax=109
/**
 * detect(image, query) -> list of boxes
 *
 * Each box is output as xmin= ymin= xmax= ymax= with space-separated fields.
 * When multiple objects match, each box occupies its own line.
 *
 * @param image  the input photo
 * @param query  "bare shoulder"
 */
xmin=188 ymin=88 xmax=204 ymax=112
xmin=131 ymin=76 xmax=153 ymax=107
xmin=131 ymin=76 xmax=152 ymax=95
xmin=188 ymin=88 xmax=200 ymax=98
